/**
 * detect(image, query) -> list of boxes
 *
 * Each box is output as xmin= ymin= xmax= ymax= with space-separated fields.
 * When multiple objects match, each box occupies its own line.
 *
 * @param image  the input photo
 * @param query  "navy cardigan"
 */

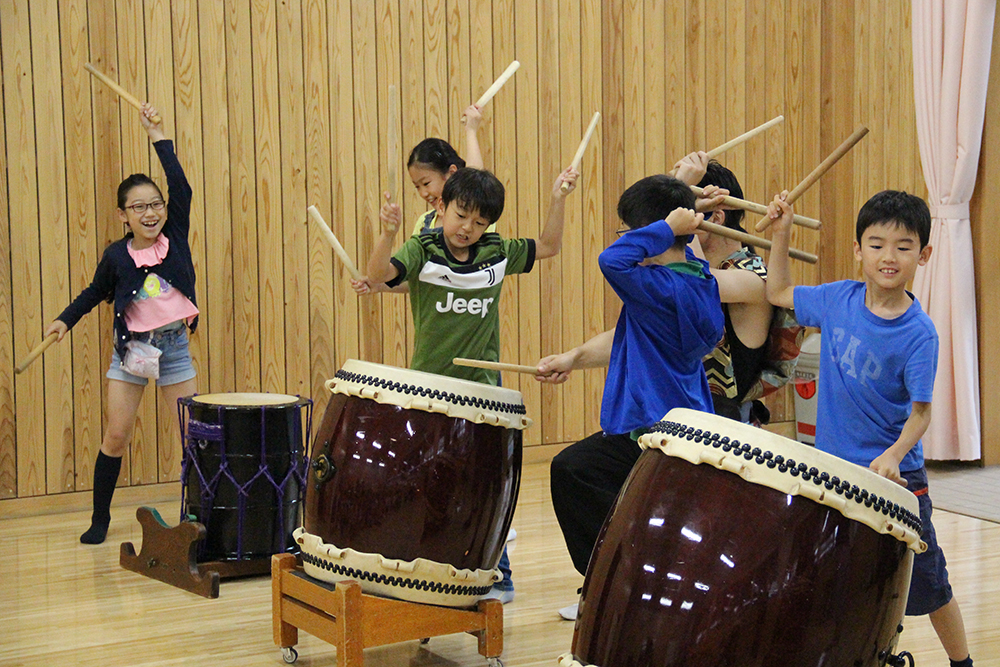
xmin=57 ymin=140 xmax=198 ymax=359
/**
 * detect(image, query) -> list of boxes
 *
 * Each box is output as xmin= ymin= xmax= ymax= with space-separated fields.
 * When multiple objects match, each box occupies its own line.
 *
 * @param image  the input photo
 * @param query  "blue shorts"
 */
xmin=902 ymin=467 xmax=954 ymax=616
xmin=107 ymin=325 xmax=196 ymax=387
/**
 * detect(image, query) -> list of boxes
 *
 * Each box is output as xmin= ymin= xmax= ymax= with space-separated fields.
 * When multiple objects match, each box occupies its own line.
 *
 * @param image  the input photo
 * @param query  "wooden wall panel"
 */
xmin=3 ymin=0 xmax=46 ymax=497
xmin=304 ymin=0 xmax=335 ymax=418
xmin=2 ymin=0 xmax=981 ymax=506
xmin=276 ymin=0 xmax=311 ymax=398
xmin=0 ymin=0 xmax=14 ymax=499
xmin=61 ymin=0 xmax=103 ymax=494
xmin=227 ymin=0 xmax=262 ymax=393
xmin=200 ymin=0 xmax=236 ymax=396
xmin=33 ymin=1 xmax=76 ymax=494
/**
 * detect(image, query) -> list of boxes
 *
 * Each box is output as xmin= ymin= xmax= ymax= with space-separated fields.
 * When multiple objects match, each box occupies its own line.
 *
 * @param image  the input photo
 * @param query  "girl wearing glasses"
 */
xmin=44 ymin=104 xmax=199 ymax=544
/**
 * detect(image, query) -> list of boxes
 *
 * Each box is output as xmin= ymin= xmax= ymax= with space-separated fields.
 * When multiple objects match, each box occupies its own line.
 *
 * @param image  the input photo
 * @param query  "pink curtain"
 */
xmin=911 ymin=0 xmax=994 ymax=460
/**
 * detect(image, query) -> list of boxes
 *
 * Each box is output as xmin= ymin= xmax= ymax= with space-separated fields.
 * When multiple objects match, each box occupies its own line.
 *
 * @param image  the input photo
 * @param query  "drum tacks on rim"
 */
xmin=560 ymin=408 xmax=924 ymax=667
xmin=295 ymin=360 xmax=530 ymax=607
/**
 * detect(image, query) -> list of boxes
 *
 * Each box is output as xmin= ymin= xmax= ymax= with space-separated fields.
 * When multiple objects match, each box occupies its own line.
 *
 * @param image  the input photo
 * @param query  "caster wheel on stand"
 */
xmin=281 ymin=647 xmax=298 ymax=664
xmin=486 ymin=658 xmax=504 ymax=667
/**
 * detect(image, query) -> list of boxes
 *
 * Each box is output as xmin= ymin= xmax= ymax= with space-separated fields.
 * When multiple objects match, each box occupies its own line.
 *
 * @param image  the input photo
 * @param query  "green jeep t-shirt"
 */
xmin=387 ymin=230 xmax=535 ymax=385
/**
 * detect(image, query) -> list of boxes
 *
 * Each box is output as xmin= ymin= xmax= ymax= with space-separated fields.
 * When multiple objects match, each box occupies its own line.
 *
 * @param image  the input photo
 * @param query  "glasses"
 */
xmin=615 ymin=226 xmax=631 ymax=236
xmin=124 ymin=200 xmax=166 ymax=214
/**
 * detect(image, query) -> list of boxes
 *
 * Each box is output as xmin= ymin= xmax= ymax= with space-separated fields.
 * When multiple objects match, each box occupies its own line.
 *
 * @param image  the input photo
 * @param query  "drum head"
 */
xmin=190 ymin=392 xmax=302 ymax=406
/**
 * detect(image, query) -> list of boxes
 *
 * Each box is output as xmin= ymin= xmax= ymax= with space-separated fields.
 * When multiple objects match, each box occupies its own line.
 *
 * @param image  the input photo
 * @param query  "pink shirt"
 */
xmin=124 ymin=235 xmax=200 ymax=332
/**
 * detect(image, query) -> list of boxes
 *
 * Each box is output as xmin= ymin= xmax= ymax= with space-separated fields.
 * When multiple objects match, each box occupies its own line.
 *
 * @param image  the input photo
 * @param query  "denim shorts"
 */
xmin=107 ymin=324 xmax=197 ymax=387
xmin=902 ymin=467 xmax=954 ymax=616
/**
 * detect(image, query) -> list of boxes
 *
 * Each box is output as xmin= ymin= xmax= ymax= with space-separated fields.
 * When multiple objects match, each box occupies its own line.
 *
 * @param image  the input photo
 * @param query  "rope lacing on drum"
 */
xmin=179 ymin=401 xmax=312 ymax=560
xmin=649 ymin=420 xmax=923 ymax=537
xmin=333 ymin=369 xmax=527 ymax=416
xmin=300 ymin=552 xmax=494 ymax=598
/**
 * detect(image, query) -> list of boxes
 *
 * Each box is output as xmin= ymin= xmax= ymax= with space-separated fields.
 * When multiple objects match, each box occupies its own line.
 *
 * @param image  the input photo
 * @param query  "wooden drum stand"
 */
xmin=271 ymin=553 xmax=504 ymax=666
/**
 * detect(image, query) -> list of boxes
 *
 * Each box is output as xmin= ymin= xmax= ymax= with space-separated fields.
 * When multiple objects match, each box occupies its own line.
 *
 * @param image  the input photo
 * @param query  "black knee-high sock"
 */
xmin=80 ymin=452 xmax=122 ymax=544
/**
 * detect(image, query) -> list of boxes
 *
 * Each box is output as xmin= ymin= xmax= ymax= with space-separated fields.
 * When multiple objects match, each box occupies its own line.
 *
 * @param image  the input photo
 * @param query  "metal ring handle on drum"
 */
xmin=312 ymin=454 xmax=336 ymax=490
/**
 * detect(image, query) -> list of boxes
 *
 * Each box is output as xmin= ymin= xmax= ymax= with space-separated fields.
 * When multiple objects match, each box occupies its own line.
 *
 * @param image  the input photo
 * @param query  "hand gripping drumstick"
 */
xmin=307 ymin=205 xmax=363 ymax=281
xmin=755 ymin=126 xmax=869 ymax=232
xmin=463 ymin=60 xmax=521 ymax=124
xmin=705 ymin=115 xmax=784 ymax=159
xmin=15 ymin=333 xmax=58 ymax=375
xmin=454 ymin=357 xmax=542 ymax=375
xmin=561 ymin=112 xmax=601 ymax=193
xmin=387 ymin=85 xmax=399 ymax=203
xmin=690 ymin=185 xmax=821 ymax=230
xmin=696 ymin=219 xmax=818 ymax=265
xmin=84 ymin=63 xmax=162 ymax=125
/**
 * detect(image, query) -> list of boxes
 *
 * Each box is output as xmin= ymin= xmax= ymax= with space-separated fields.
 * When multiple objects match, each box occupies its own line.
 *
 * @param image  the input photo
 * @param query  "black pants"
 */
xmin=549 ymin=431 xmax=642 ymax=576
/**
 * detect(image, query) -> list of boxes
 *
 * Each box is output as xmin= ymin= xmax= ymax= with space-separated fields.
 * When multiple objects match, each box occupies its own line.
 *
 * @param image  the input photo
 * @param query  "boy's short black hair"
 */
xmin=697 ymin=160 xmax=745 ymax=231
xmin=441 ymin=168 xmax=505 ymax=224
xmin=856 ymin=190 xmax=931 ymax=249
xmin=407 ymin=138 xmax=466 ymax=174
xmin=617 ymin=174 xmax=697 ymax=245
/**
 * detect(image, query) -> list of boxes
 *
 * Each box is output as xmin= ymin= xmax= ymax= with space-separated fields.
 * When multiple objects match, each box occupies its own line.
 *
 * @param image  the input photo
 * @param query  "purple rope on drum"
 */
xmin=178 ymin=395 xmax=312 ymax=562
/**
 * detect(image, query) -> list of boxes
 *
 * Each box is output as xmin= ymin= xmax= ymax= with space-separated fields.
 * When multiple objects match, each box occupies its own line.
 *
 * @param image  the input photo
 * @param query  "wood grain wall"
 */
xmin=0 ymin=0 xmax=942 ymax=503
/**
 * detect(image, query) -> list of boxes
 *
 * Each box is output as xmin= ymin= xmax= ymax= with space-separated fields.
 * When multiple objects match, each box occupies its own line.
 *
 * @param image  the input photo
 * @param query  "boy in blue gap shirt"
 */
xmin=766 ymin=190 xmax=973 ymax=667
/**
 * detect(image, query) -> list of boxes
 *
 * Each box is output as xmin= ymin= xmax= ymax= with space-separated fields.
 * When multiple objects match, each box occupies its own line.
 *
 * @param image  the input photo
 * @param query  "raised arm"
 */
xmin=764 ymin=192 xmax=796 ymax=309
xmin=535 ymin=166 xmax=580 ymax=259
xmin=367 ymin=193 xmax=403 ymax=284
xmin=711 ymin=267 xmax=767 ymax=305
xmin=463 ymin=104 xmax=485 ymax=170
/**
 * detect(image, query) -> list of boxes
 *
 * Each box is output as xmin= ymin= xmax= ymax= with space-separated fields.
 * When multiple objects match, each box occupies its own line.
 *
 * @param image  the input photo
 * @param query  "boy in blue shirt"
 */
xmin=544 ymin=175 xmax=724 ymax=619
xmin=766 ymin=190 xmax=973 ymax=667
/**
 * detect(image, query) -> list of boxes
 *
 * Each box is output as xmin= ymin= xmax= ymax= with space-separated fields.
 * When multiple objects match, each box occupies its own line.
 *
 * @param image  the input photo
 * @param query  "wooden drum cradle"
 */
xmin=121 ymin=393 xmax=311 ymax=598
xmin=558 ymin=408 xmax=925 ymax=667
xmin=273 ymin=360 xmax=530 ymax=665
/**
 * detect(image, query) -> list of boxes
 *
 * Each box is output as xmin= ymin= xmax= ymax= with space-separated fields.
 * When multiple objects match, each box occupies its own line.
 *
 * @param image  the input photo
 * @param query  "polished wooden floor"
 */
xmin=1 ymin=461 xmax=998 ymax=666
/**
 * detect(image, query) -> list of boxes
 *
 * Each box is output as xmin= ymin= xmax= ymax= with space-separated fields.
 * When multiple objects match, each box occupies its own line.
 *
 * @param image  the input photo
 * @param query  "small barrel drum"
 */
xmin=180 ymin=393 xmax=312 ymax=563
xmin=559 ymin=408 xmax=925 ymax=667
xmin=293 ymin=359 xmax=531 ymax=607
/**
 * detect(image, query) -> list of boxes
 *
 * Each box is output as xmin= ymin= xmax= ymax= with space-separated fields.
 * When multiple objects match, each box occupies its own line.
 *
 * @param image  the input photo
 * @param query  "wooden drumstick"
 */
xmin=561 ymin=111 xmax=601 ymax=193
xmin=84 ymin=63 xmax=162 ymax=125
xmin=690 ymin=186 xmax=822 ymax=230
xmin=755 ymin=125 xmax=869 ymax=232
xmin=705 ymin=115 xmax=784 ymax=159
xmin=307 ymin=205 xmax=363 ymax=281
xmin=15 ymin=333 xmax=58 ymax=375
xmin=475 ymin=60 xmax=520 ymax=108
xmin=453 ymin=357 xmax=542 ymax=375
xmin=387 ymin=85 xmax=399 ymax=203
xmin=697 ymin=219 xmax=818 ymax=264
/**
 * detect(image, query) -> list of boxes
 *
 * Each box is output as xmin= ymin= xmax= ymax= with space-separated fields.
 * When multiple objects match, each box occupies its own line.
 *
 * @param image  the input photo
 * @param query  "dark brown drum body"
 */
xmin=294 ymin=360 xmax=531 ymax=607
xmin=180 ymin=393 xmax=311 ymax=562
xmin=561 ymin=408 xmax=924 ymax=667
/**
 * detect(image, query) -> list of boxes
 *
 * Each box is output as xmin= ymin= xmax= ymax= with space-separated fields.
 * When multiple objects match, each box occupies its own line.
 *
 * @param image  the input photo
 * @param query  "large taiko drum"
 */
xmin=294 ymin=360 xmax=531 ymax=607
xmin=180 ymin=393 xmax=312 ymax=562
xmin=559 ymin=408 xmax=925 ymax=667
